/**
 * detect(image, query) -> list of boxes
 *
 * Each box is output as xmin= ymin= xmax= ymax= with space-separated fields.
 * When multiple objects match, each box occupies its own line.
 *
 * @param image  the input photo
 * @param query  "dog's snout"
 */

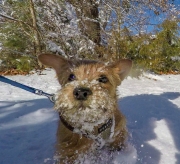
xmin=73 ymin=88 xmax=92 ymax=101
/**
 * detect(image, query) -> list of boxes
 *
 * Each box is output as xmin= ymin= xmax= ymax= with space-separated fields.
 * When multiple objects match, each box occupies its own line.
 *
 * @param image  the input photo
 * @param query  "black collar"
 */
xmin=59 ymin=114 xmax=74 ymax=132
xmin=59 ymin=114 xmax=112 ymax=135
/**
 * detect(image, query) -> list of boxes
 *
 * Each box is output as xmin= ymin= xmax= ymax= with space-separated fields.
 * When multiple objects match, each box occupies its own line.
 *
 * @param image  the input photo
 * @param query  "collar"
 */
xmin=59 ymin=114 xmax=74 ymax=132
xmin=59 ymin=114 xmax=112 ymax=135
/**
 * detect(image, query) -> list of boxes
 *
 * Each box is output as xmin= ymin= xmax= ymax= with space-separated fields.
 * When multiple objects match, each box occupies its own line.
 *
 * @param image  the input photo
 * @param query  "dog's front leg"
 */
xmin=55 ymin=121 xmax=93 ymax=164
xmin=108 ymin=109 xmax=128 ymax=151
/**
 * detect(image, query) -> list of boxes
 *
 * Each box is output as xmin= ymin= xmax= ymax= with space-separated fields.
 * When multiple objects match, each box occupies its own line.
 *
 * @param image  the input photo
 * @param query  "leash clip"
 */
xmin=35 ymin=89 xmax=43 ymax=95
xmin=35 ymin=89 xmax=55 ymax=103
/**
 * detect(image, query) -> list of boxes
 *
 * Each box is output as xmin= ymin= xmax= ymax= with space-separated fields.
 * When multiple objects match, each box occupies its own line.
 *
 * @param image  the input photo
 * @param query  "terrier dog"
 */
xmin=38 ymin=54 xmax=132 ymax=163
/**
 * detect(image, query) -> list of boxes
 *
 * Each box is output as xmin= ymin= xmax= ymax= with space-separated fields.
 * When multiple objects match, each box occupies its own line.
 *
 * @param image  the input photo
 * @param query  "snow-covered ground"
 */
xmin=0 ymin=69 xmax=180 ymax=164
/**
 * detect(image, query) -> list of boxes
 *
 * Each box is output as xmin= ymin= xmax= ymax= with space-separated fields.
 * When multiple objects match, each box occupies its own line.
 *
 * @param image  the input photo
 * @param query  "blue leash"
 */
xmin=0 ymin=75 xmax=55 ymax=103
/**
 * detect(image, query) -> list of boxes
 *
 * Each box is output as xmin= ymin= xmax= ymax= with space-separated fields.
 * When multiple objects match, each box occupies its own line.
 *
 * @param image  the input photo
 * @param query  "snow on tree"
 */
xmin=0 ymin=0 xmax=179 ymax=74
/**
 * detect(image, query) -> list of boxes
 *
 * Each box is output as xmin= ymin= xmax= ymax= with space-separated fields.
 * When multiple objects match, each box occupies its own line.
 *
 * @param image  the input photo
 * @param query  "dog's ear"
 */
xmin=110 ymin=59 xmax=132 ymax=81
xmin=38 ymin=54 xmax=69 ymax=73
xmin=38 ymin=54 xmax=71 ymax=84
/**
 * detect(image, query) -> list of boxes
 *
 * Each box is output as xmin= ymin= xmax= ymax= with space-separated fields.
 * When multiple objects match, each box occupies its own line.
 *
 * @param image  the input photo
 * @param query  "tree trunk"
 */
xmin=67 ymin=0 xmax=101 ymax=45
xmin=29 ymin=0 xmax=42 ymax=55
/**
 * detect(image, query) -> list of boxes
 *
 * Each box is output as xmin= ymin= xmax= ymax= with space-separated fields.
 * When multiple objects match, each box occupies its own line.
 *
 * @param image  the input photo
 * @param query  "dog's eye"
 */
xmin=68 ymin=74 xmax=76 ymax=81
xmin=98 ymin=75 xmax=108 ymax=83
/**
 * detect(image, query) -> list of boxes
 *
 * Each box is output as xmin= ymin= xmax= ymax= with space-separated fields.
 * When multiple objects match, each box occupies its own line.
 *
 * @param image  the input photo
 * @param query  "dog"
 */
xmin=38 ymin=54 xmax=132 ymax=163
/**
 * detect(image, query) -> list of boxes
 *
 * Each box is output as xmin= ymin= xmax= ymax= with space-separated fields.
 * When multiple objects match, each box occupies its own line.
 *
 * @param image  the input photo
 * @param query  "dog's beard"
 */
xmin=54 ymin=81 xmax=116 ymax=133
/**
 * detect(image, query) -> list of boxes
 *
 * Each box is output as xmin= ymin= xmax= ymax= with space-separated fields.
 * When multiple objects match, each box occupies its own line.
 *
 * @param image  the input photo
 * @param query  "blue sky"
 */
xmin=106 ymin=1 xmax=180 ymax=35
xmin=174 ymin=0 xmax=180 ymax=5
xmin=137 ymin=1 xmax=180 ymax=34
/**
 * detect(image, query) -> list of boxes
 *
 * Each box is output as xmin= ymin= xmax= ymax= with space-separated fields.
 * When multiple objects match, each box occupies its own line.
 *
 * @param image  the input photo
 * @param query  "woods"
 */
xmin=0 ymin=0 xmax=180 ymax=74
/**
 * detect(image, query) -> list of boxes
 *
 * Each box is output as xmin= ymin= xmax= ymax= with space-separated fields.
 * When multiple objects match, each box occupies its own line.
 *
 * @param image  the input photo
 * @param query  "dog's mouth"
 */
xmin=77 ymin=102 xmax=108 ymax=113
xmin=77 ymin=101 xmax=88 ymax=110
xmin=58 ymin=106 xmax=112 ymax=123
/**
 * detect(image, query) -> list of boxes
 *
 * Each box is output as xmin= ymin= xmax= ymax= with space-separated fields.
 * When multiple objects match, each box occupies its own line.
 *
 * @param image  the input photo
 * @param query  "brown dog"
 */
xmin=38 ymin=54 xmax=132 ymax=163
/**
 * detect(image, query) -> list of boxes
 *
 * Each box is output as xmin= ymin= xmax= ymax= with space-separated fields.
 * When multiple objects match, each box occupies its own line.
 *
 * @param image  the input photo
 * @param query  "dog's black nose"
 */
xmin=73 ymin=87 xmax=92 ymax=101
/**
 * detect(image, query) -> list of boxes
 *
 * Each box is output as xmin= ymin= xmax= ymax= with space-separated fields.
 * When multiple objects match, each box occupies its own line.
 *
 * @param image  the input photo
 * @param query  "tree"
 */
xmin=66 ymin=0 xmax=101 ymax=45
xmin=0 ymin=0 xmax=40 ymax=72
xmin=0 ymin=0 xmax=42 ymax=56
xmin=0 ymin=0 xmax=179 ymax=74
xmin=63 ymin=0 xmax=179 ymax=60
xmin=123 ymin=18 xmax=180 ymax=74
xmin=153 ymin=19 xmax=180 ymax=73
xmin=29 ymin=0 xmax=42 ymax=54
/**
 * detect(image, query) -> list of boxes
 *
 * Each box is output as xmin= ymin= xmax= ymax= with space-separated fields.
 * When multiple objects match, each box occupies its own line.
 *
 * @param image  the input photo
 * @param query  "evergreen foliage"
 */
xmin=0 ymin=0 xmax=39 ymax=72
xmin=131 ymin=19 xmax=180 ymax=74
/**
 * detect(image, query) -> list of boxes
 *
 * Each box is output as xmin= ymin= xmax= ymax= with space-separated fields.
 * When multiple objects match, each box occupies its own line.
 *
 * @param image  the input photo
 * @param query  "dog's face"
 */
xmin=38 ymin=54 xmax=132 ymax=135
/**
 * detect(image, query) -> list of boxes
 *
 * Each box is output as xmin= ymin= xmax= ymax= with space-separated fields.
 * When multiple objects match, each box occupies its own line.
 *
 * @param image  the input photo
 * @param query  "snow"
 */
xmin=0 ymin=69 xmax=180 ymax=164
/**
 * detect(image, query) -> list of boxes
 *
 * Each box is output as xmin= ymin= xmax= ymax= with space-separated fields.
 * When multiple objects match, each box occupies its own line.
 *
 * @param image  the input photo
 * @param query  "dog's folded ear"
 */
xmin=38 ymin=54 xmax=68 ymax=70
xmin=38 ymin=54 xmax=72 ymax=84
xmin=110 ymin=59 xmax=132 ymax=81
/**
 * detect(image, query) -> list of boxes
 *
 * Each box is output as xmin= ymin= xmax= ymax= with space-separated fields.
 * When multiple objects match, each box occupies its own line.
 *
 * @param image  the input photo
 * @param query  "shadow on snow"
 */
xmin=0 ymin=99 xmax=58 ymax=164
xmin=119 ymin=92 xmax=180 ymax=164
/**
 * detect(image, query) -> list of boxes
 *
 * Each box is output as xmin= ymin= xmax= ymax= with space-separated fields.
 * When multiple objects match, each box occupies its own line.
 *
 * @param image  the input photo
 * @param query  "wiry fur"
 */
xmin=38 ymin=54 xmax=132 ymax=164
